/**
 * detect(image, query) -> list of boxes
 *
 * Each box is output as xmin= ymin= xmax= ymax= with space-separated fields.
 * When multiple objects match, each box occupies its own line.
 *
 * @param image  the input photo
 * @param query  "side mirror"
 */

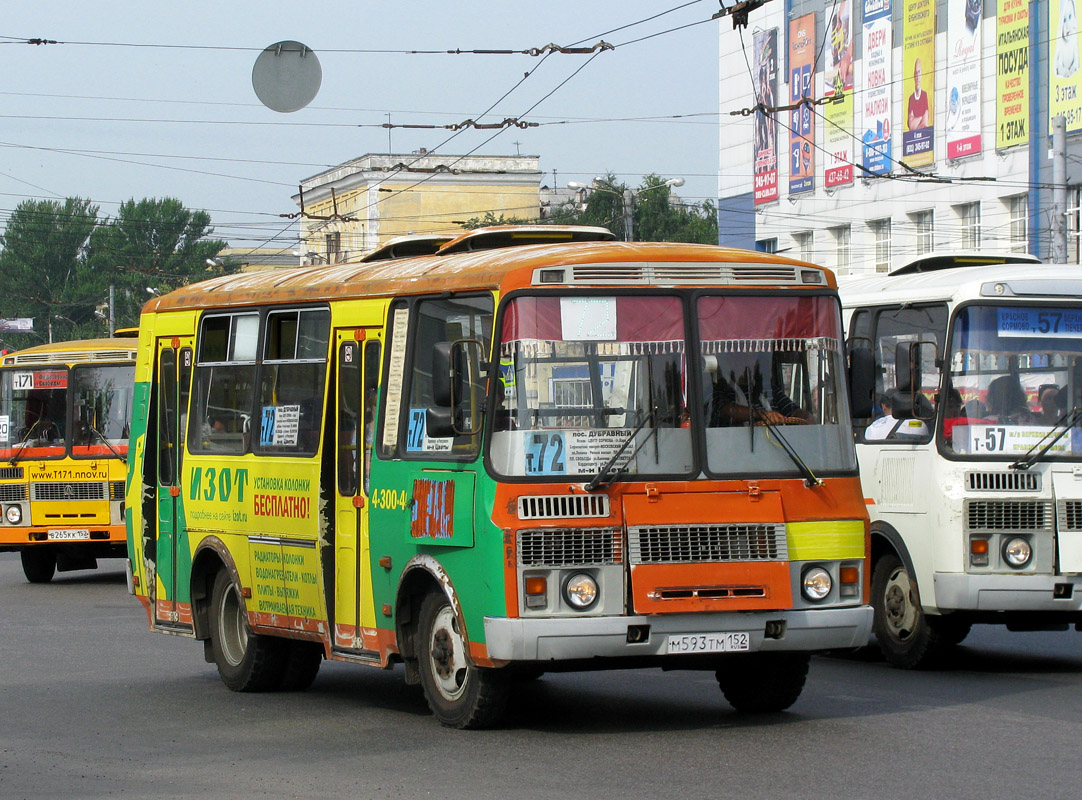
xmin=428 ymin=338 xmax=486 ymax=437
xmin=847 ymin=347 xmax=875 ymax=419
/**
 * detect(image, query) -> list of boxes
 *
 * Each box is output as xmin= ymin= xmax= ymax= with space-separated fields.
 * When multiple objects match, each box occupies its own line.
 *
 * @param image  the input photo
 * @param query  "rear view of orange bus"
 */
xmin=0 ymin=337 xmax=136 ymax=582
xmin=126 ymin=227 xmax=872 ymax=727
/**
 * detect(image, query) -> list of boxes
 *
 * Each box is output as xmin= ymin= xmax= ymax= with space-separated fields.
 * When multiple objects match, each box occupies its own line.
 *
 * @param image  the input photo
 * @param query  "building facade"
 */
xmin=719 ymin=1 xmax=1080 ymax=274
xmin=294 ymin=152 xmax=541 ymax=264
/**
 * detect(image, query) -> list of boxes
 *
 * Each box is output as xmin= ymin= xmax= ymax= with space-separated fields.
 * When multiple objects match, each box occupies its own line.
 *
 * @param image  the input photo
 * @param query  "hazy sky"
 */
xmin=1 ymin=1 xmax=723 ymax=253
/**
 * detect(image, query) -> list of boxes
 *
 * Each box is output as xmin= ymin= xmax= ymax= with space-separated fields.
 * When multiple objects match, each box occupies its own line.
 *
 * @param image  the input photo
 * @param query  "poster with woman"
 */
xmin=946 ymin=0 xmax=982 ymax=159
xmin=824 ymin=0 xmax=854 ymax=187
xmin=902 ymin=0 xmax=936 ymax=167
xmin=752 ymin=28 xmax=779 ymax=205
xmin=1051 ymin=0 xmax=1082 ymax=133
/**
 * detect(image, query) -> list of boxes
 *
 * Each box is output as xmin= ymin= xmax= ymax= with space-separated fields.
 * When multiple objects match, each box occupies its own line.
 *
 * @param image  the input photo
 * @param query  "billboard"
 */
xmin=1050 ymin=0 xmax=1082 ymax=133
xmin=996 ymin=0 xmax=1029 ymax=148
xmin=861 ymin=0 xmax=893 ymax=175
xmin=789 ymin=14 xmax=816 ymax=194
xmin=752 ymin=28 xmax=779 ymax=205
xmin=902 ymin=0 xmax=936 ymax=167
xmin=946 ymin=0 xmax=983 ymax=159
xmin=824 ymin=0 xmax=855 ymax=187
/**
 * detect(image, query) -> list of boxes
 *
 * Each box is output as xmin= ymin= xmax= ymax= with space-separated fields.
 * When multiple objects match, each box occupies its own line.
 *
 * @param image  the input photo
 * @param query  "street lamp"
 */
xmin=567 ymin=177 xmax=684 ymax=242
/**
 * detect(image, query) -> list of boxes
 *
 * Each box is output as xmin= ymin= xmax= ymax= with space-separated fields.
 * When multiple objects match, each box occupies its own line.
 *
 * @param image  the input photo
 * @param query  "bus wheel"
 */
xmin=715 ymin=652 xmax=810 ymax=712
xmin=872 ymin=553 xmax=947 ymax=669
xmin=209 ymin=570 xmax=285 ymax=692
xmin=417 ymin=591 xmax=509 ymax=729
xmin=21 ymin=548 xmax=57 ymax=584
xmin=278 ymin=641 xmax=323 ymax=691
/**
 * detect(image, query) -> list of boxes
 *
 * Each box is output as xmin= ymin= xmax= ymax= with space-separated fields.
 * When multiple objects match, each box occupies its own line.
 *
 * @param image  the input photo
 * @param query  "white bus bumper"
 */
xmin=934 ymin=572 xmax=1082 ymax=612
xmin=483 ymin=606 xmax=872 ymax=661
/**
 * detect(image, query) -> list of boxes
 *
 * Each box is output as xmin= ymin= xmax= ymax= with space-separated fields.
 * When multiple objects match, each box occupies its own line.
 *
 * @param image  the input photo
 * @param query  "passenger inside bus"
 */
xmin=19 ymin=396 xmax=61 ymax=442
xmin=709 ymin=350 xmax=809 ymax=426
xmin=985 ymin=375 xmax=1038 ymax=425
xmin=864 ymin=390 xmax=929 ymax=440
xmin=1038 ymin=384 xmax=1065 ymax=426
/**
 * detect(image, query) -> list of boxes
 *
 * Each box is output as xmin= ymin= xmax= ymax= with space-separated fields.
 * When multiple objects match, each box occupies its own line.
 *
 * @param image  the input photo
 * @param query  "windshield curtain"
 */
xmin=71 ymin=364 xmax=135 ymax=458
xmin=0 ymin=367 xmax=69 ymax=460
xmin=489 ymin=295 xmax=693 ymax=479
xmin=698 ymin=294 xmax=855 ymax=477
xmin=944 ymin=303 xmax=1082 ymax=459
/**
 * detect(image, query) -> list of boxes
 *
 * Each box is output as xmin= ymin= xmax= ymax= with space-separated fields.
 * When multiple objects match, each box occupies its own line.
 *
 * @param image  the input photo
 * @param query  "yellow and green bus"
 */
xmin=126 ymin=226 xmax=873 ymax=727
xmin=0 ymin=336 xmax=136 ymax=582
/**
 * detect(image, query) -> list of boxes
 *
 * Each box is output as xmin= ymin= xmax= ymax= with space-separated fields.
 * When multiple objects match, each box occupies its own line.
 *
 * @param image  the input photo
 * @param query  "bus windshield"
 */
xmin=0 ymin=367 xmax=69 ymax=460
xmin=71 ymin=364 xmax=135 ymax=457
xmin=944 ymin=303 xmax=1082 ymax=459
xmin=489 ymin=292 xmax=854 ymax=479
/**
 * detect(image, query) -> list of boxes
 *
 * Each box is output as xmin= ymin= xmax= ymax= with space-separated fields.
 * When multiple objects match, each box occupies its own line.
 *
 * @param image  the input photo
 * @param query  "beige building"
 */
xmin=294 ymin=152 xmax=542 ymax=264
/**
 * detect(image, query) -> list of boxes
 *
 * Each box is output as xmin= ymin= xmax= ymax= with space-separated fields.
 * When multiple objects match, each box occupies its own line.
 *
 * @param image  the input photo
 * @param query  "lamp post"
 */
xmin=567 ymin=177 xmax=684 ymax=242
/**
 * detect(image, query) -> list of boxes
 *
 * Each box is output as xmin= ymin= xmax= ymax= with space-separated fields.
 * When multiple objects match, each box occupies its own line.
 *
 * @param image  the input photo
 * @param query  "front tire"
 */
xmin=278 ymin=640 xmax=323 ymax=691
xmin=871 ymin=553 xmax=952 ymax=669
xmin=716 ymin=652 xmax=810 ymax=712
xmin=209 ymin=570 xmax=285 ymax=691
xmin=417 ymin=591 xmax=509 ymax=729
xmin=21 ymin=548 xmax=56 ymax=584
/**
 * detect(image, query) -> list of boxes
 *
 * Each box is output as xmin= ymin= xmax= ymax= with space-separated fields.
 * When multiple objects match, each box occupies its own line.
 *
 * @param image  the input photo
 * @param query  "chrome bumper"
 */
xmin=483 ymin=606 xmax=872 ymax=661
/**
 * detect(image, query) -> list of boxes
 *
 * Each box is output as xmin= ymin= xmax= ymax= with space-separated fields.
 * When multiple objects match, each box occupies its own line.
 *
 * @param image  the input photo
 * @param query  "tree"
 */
xmin=86 ymin=197 xmax=231 ymax=330
xmin=0 ymin=197 xmax=99 ymax=350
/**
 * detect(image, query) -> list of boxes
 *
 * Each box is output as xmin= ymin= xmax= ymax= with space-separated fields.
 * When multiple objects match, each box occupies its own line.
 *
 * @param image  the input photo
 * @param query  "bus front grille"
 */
xmin=109 ymin=481 xmax=125 ymax=500
xmin=966 ymin=471 xmax=1040 ymax=492
xmin=0 ymin=484 xmax=28 ymax=502
xmin=965 ymin=500 xmax=1054 ymax=532
xmin=518 ymin=494 xmax=610 ymax=520
xmin=1059 ymin=500 xmax=1082 ymax=532
xmin=31 ymin=482 xmax=108 ymax=501
xmin=0 ymin=467 xmax=24 ymax=480
xmin=517 ymin=528 xmax=622 ymax=567
xmin=628 ymin=523 xmax=787 ymax=564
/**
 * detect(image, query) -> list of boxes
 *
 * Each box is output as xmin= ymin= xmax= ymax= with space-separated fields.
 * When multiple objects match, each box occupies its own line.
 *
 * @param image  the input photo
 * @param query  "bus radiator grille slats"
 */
xmin=0 ymin=484 xmax=28 ymax=502
xmin=628 ymin=523 xmax=787 ymax=564
xmin=965 ymin=471 xmax=1040 ymax=492
xmin=109 ymin=481 xmax=125 ymax=500
xmin=517 ymin=528 xmax=621 ymax=567
xmin=965 ymin=500 xmax=1054 ymax=531
xmin=31 ymin=482 xmax=108 ymax=501
xmin=1059 ymin=500 xmax=1082 ymax=531
xmin=517 ymin=494 xmax=610 ymax=520
xmin=565 ymin=264 xmax=800 ymax=286
xmin=0 ymin=467 xmax=24 ymax=480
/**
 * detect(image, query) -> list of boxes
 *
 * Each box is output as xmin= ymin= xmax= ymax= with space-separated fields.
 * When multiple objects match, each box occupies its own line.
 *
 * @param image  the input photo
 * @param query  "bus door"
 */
xmin=153 ymin=338 xmax=194 ymax=629
xmin=332 ymin=330 xmax=381 ymax=655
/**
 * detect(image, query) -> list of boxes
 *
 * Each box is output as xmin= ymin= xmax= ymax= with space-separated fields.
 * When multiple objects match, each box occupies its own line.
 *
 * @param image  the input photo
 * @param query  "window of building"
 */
xmin=793 ymin=231 xmax=814 ymax=263
xmin=326 ymin=231 xmax=342 ymax=263
xmin=829 ymin=225 xmax=851 ymax=273
xmin=956 ymin=202 xmax=981 ymax=249
xmin=756 ymin=238 xmax=778 ymax=253
xmin=869 ymin=219 xmax=891 ymax=273
xmin=911 ymin=210 xmax=934 ymax=254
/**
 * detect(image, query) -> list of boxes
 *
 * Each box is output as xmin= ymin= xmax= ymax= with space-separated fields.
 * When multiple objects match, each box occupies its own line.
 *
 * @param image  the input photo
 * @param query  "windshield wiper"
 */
xmin=584 ymin=406 xmax=656 ymax=492
xmin=8 ymin=420 xmax=45 ymax=466
xmin=1010 ymin=408 xmax=1082 ymax=470
xmin=89 ymin=423 xmax=127 ymax=464
xmin=751 ymin=403 xmax=822 ymax=488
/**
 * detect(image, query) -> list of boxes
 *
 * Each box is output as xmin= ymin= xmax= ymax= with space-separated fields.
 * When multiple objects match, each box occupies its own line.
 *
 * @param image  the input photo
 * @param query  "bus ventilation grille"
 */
xmin=628 ymin=523 xmax=787 ymax=564
xmin=965 ymin=500 xmax=1054 ymax=532
xmin=965 ymin=471 xmax=1040 ymax=492
xmin=517 ymin=528 xmax=622 ymax=567
xmin=31 ymin=482 xmax=108 ymax=501
xmin=9 ymin=350 xmax=136 ymax=365
xmin=565 ymin=263 xmax=800 ymax=286
xmin=109 ymin=481 xmax=125 ymax=500
xmin=0 ymin=466 xmax=24 ymax=480
xmin=518 ymin=494 xmax=610 ymax=520
xmin=1059 ymin=500 xmax=1082 ymax=532
xmin=0 ymin=484 xmax=28 ymax=502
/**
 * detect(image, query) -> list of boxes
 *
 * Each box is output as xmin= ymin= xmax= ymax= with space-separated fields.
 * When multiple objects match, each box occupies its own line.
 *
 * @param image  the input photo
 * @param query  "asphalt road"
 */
xmin=2 ymin=551 xmax=1081 ymax=800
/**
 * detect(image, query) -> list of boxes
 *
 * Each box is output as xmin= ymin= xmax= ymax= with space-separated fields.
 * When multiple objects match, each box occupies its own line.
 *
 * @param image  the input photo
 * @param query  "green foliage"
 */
xmin=461 ymin=211 xmax=535 ymax=229
xmin=0 ymin=196 xmax=232 ymax=349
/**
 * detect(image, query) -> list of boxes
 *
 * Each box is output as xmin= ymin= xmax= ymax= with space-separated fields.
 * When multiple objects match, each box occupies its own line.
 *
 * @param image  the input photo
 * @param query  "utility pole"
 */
xmin=1053 ymin=115 xmax=1068 ymax=264
xmin=108 ymin=284 xmax=115 ymax=335
xmin=622 ymin=188 xmax=635 ymax=242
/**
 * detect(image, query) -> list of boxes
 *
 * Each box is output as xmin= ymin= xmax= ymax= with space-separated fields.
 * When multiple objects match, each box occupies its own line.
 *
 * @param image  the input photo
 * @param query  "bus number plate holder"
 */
xmin=48 ymin=529 xmax=90 ymax=541
xmin=666 ymin=632 xmax=750 ymax=654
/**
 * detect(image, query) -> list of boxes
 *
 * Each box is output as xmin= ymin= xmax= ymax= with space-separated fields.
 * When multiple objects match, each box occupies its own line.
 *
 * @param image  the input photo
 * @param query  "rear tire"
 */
xmin=21 ymin=548 xmax=56 ymax=584
xmin=417 ymin=591 xmax=509 ymax=729
xmin=716 ymin=652 xmax=810 ymax=712
xmin=278 ymin=640 xmax=323 ymax=691
xmin=208 ymin=570 xmax=286 ymax=691
xmin=871 ymin=553 xmax=951 ymax=669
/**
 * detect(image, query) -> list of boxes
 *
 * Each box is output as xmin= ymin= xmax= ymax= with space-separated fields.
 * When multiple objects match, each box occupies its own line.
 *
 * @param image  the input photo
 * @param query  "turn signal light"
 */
xmin=524 ymin=576 xmax=547 ymax=609
xmin=839 ymin=566 xmax=860 ymax=598
xmin=970 ymin=538 xmax=989 ymax=567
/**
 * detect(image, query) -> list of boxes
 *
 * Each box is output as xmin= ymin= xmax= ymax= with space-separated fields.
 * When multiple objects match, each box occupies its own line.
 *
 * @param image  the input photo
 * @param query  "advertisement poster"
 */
xmin=996 ymin=0 xmax=1029 ymax=148
xmin=946 ymin=0 xmax=983 ymax=158
xmin=752 ymin=28 xmax=779 ymax=205
xmin=824 ymin=0 xmax=855 ymax=187
xmin=1050 ymin=0 xmax=1082 ymax=133
xmin=789 ymin=14 xmax=816 ymax=194
xmin=902 ymin=0 xmax=936 ymax=167
xmin=861 ymin=0 xmax=893 ymax=175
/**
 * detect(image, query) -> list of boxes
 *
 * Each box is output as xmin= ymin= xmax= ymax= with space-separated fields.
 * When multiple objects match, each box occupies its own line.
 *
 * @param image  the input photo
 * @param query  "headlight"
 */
xmin=563 ymin=573 xmax=599 ymax=610
xmin=801 ymin=566 xmax=832 ymax=601
xmin=1002 ymin=537 xmax=1032 ymax=568
xmin=5 ymin=505 xmax=21 ymax=524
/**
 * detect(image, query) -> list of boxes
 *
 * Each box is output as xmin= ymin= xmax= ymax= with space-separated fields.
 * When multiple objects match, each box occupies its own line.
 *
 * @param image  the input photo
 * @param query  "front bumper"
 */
xmin=483 ymin=605 xmax=873 ymax=661
xmin=934 ymin=572 xmax=1082 ymax=613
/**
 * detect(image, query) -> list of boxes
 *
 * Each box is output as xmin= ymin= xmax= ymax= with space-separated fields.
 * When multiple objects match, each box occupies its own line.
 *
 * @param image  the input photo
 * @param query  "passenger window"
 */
xmin=190 ymin=313 xmax=259 ymax=454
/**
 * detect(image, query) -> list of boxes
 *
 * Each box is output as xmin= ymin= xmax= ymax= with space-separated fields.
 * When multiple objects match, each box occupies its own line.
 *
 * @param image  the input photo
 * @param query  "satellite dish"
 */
xmin=252 ymin=40 xmax=322 ymax=113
